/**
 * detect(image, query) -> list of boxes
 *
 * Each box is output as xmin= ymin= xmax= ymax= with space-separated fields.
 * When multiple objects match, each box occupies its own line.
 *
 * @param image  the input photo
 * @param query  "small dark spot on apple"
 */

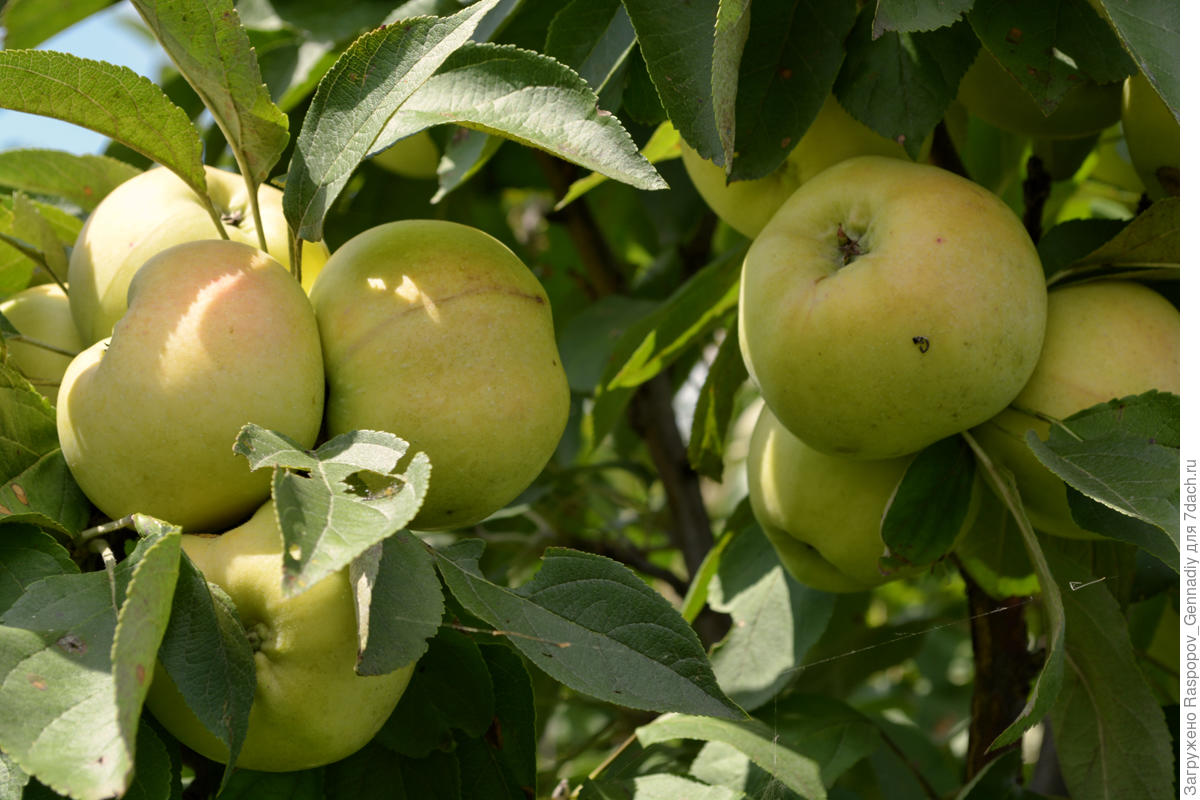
xmin=935 ymin=236 xmax=945 ymax=244
xmin=912 ymin=336 xmax=930 ymax=354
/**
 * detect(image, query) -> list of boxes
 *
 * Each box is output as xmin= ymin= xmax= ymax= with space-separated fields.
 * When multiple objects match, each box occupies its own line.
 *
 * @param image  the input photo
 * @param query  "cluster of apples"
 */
xmin=3 ymin=162 xmax=570 ymax=770
xmin=684 ymin=61 xmax=1179 ymax=593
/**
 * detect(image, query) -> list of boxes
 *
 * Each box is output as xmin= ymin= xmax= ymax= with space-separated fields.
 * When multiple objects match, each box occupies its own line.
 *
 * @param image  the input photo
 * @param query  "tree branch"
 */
xmin=962 ymin=566 xmax=1036 ymax=781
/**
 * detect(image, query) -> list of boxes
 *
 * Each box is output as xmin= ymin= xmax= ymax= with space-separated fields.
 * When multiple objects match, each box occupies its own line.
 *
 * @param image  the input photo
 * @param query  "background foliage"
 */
xmin=0 ymin=0 xmax=1181 ymax=798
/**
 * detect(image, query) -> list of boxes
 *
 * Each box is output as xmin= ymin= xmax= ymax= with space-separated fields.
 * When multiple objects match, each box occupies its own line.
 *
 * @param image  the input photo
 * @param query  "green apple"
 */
xmin=1122 ymin=71 xmax=1180 ymax=199
xmin=57 ymin=240 xmax=325 ymax=531
xmin=957 ymin=48 xmax=1123 ymax=140
xmin=0 ymin=284 xmax=83 ymax=406
xmin=680 ymin=93 xmax=915 ymax=238
xmin=371 ymin=131 xmax=441 ymax=179
xmin=739 ymin=156 xmax=1047 ymax=460
xmin=747 ymin=403 xmax=976 ymax=593
xmin=68 ymin=165 xmax=330 ymax=345
xmin=971 ymin=280 xmax=1179 ymax=539
xmin=309 ymin=219 xmax=570 ymax=531
xmin=145 ymin=501 xmax=416 ymax=771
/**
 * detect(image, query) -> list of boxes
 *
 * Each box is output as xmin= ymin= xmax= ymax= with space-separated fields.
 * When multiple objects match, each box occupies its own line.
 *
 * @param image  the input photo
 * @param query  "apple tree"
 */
xmin=0 ymin=0 xmax=1180 ymax=798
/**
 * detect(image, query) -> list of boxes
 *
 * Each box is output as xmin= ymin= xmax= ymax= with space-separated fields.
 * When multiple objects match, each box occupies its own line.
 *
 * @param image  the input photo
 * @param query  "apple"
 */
xmin=971 ymin=280 xmax=1179 ymax=539
xmin=0 ymin=283 xmax=83 ymax=406
xmin=371 ymin=130 xmax=441 ymax=179
xmin=747 ymin=403 xmax=976 ymax=593
xmin=1122 ymin=71 xmax=1180 ymax=199
xmin=956 ymin=48 xmax=1123 ymax=140
xmin=309 ymin=219 xmax=570 ymax=531
xmin=68 ymin=165 xmax=331 ymax=345
xmin=57 ymin=240 xmax=325 ymax=531
xmin=738 ymin=155 xmax=1047 ymax=460
xmin=144 ymin=500 xmax=416 ymax=771
xmin=680 ymin=93 xmax=915 ymax=238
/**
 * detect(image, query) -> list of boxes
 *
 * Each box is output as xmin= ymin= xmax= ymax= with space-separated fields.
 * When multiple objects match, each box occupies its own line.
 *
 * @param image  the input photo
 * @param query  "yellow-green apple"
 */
xmin=57 ymin=240 xmax=325 ymax=531
xmin=68 ymin=165 xmax=330 ymax=345
xmin=680 ymin=93 xmax=915 ymax=238
xmin=739 ymin=156 xmax=1047 ymax=460
xmin=309 ymin=219 xmax=570 ymax=531
xmin=957 ymin=48 xmax=1123 ymax=140
xmin=1122 ymin=71 xmax=1180 ymax=199
xmin=371 ymin=131 xmax=441 ymax=179
xmin=0 ymin=284 xmax=82 ymax=405
xmin=971 ymin=280 xmax=1179 ymax=539
xmin=145 ymin=501 xmax=416 ymax=771
xmin=747 ymin=403 xmax=977 ymax=592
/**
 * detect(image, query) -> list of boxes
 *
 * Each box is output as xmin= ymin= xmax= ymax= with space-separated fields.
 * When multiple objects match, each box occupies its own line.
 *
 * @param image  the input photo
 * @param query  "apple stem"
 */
xmin=3 ymin=333 xmax=80 ymax=358
xmin=836 ymin=224 xmax=863 ymax=265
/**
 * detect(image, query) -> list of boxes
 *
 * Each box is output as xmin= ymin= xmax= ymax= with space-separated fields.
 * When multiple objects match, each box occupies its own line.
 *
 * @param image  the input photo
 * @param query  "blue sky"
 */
xmin=0 ymin=2 xmax=165 ymax=154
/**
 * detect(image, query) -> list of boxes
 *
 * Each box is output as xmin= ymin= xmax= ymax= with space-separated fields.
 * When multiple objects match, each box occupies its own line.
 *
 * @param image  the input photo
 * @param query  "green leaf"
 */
xmin=1037 ymin=217 xmax=1129 ymax=280
xmin=953 ymin=748 xmax=1042 ymax=799
xmin=1092 ymin=0 xmax=1179 ymax=115
xmin=761 ymin=694 xmax=882 ymax=786
xmin=0 ymin=524 xmax=178 ymax=800
xmin=955 ymin=487 xmax=1039 ymax=600
xmin=215 ymin=768 xmax=324 ymax=800
xmin=585 ymin=244 xmax=744 ymax=449
xmin=234 ymin=425 xmax=430 ymax=598
xmin=0 ymin=0 xmax=115 ymax=50
xmin=0 ymin=150 xmax=140 ymax=213
xmin=872 ymin=0 xmax=973 ymax=35
xmin=636 ymin=714 xmax=825 ymax=799
xmin=129 ymin=0 xmax=290 ymax=187
xmin=712 ymin=0 xmax=751 ymax=167
xmin=379 ymin=42 xmax=667 ymax=192
xmin=970 ymin=439 xmax=1066 ymax=751
xmin=1059 ymin=196 xmax=1179 ymax=282
xmin=598 ymin=773 xmax=741 ymax=800
xmin=324 ymin=742 xmax=460 ymax=800
xmin=0 ymin=525 xmax=78 ymax=615
xmin=10 ymin=194 xmax=67 ymax=288
xmin=376 ymin=628 xmax=494 ymax=758
xmin=478 ymin=643 xmax=537 ymax=792
xmin=283 ymin=0 xmax=502 ymax=242
xmin=968 ymin=0 xmax=1133 ymax=112
xmin=835 ymin=16 xmax=978 ymax=159
xmin=727 ymin=0 xmax=857 ymax=181
xmin=352 ymin=530 xmax=443 ymax=676
xmin=1026 ymin=392 xmax=1179 ymax=552
xmin=687 ymin=324 xmax=748 ymax=481
xmin=112 ymin=520 xmax=183 ymax=775
xmin=708 ymin=523 xmax=833 ymax=711
xmin=621 ymin=0 xmax=722 ymax=161
xmin=124 ymin=722 xmax=175 ymax=800
xmin=0 ymin=750 xmax=29 ymax=799
xmin=545 ymin=0 xmax=637 ymax=94
xmin=1046 ymin=548 xmax=1176 ymax=799
xmin=430 ymin=128 xmax=503 ymax=204
xmin=881 ymin=436 xmax=976 ymax=569
xmin=155 ymin=544 xmax=255 ymax=787
xmin=434 ymin=541 xmax=744 ymax=720
xmin=0 ymin=50 xmax=209 ymax=202
xmin=553 ymin=119 xmax=680 ymax=211
xmin=0 ymin=363 xmax=89 ymax=536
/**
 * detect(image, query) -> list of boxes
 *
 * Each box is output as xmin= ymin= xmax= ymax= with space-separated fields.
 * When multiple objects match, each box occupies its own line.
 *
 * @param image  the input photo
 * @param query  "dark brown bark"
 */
xmin=963 ymin=569 xmax=1036 ymax=781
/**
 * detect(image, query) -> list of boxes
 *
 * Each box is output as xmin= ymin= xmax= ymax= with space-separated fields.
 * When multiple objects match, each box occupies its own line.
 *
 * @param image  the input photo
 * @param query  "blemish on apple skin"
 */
xmin=912 ymin=336 xmax=931 ymax=354
xmin=779 ymin=67 xmax=793 ymax=80
xmin=935 ymin=236 xmax=945 ymax=244
xmin=1006 ymin=27 xmax=1023 ymax=44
